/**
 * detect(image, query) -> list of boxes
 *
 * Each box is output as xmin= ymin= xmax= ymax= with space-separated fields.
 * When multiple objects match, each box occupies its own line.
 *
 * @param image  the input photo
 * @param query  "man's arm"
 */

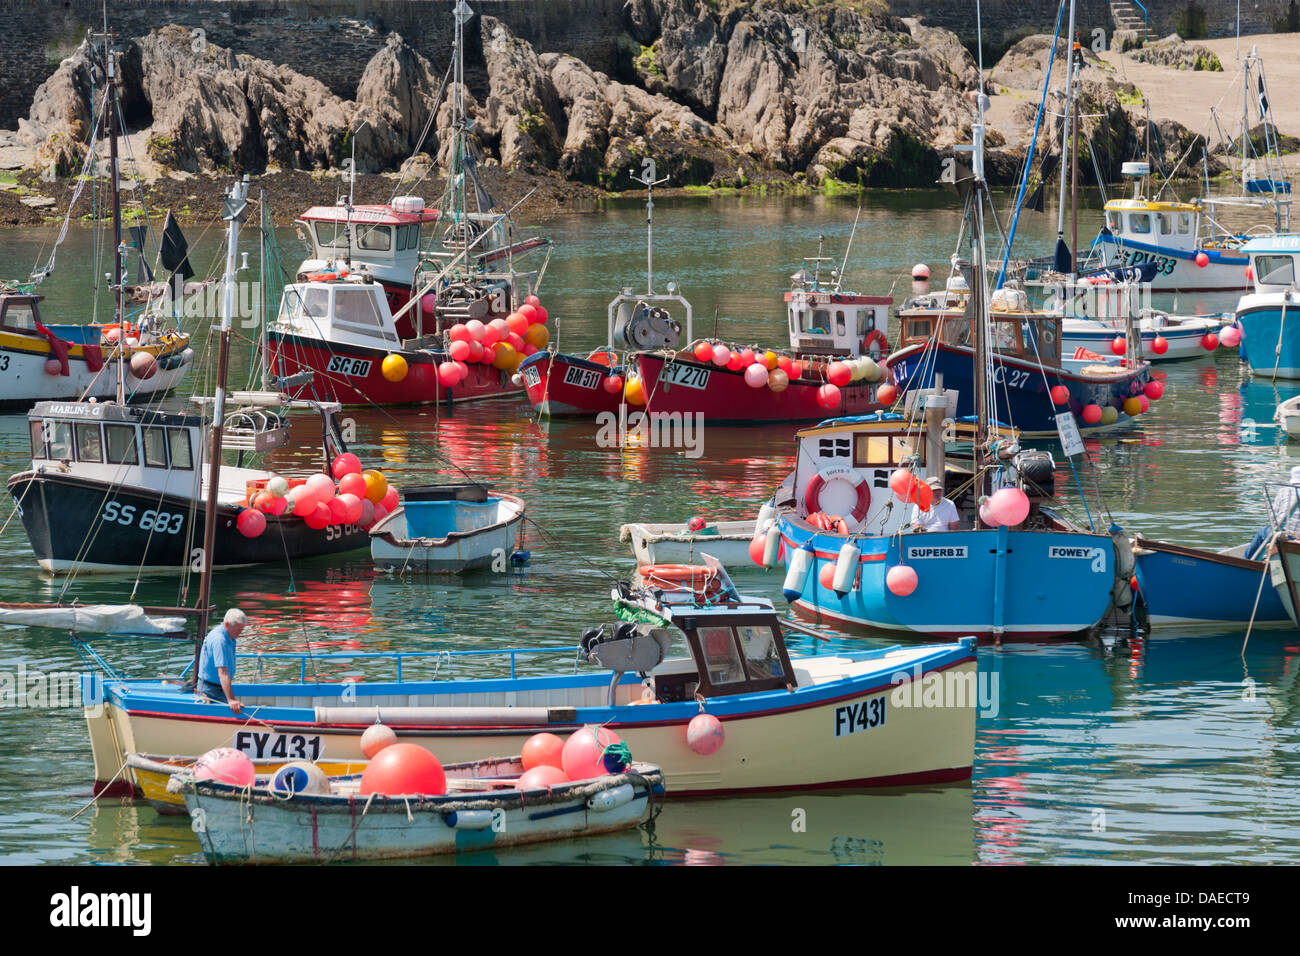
xmin=217 ymin=666 xmax=242 ymax=714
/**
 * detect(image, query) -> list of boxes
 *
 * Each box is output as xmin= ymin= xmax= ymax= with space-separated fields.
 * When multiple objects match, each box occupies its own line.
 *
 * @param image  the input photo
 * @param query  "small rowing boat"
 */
xmin=369 ymin=483 xmax=526 ymax=572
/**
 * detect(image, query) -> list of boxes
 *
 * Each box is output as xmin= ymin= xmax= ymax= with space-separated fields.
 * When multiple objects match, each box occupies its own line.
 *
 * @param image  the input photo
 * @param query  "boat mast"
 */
xmin=971 ymin=99 xmax=990 ymax=493
xmin=99 ymin=29 xmax=127 ymax=404
xmin=194 ymin=178 xmax=250 ymax=665
xmin=1054 ymin=0 xmax=1078 ymax=274
xmin=1070 ymin=31 xmax=1080 ymax=279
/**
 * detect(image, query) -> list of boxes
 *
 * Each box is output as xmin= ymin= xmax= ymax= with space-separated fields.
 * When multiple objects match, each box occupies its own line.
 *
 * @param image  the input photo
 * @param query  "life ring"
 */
xmin=307 ymin=269 xmax=348 ymax=282
xmin=639 ymin=564 xmax=722 ymax=596
xmin=861 ymin=329 xmax=890 ymax=358
xmin=805 ymin=467 xmax=870 ymax=525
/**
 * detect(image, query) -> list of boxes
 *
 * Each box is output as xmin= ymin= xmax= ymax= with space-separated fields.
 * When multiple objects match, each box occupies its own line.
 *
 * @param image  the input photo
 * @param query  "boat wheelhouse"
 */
xmin=81 ymin=558 xmax=977 ymax=797
xmin=7 ymin=393 xmax=367 ymax=573
xmin=1235 ymin=235 xmax=1300 ymax=378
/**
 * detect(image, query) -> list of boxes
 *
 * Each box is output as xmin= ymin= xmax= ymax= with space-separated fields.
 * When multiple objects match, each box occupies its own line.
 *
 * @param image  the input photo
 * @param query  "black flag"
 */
xmin=1258 ymin=75 xmax=1269 ymax=119
xmin=128 ymin=224 xmax=154 ymax=283
xmin=1026 ymin=180 xmax=1046 ymax=213
xmin=159 ymin=211 xmax=194 ymax=280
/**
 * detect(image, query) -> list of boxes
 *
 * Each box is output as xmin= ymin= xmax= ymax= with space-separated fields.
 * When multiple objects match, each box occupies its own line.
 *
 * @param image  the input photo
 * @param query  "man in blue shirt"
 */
xmin=197 ymin=608 xmax=246 ymax=713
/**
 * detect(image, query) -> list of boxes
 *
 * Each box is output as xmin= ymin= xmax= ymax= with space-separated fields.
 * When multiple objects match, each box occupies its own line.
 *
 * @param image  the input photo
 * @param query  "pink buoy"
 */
xmin=306 ymin=473 xmax=335 ymax=500
xmin=1050 ymin=385 xmax=1069 ymax=405
xmin=876 ymin=383 xmax=898 ymax=405
xmin=525 ymin=294 xmax=542 ymax=308
xmin=1195 ymin=251 xmax=1209 ymax=268
xmin=517 ymin=765 xmax=570 ymax=790
xmin=360 ymin=722 xmax=397 ymax=758
xmin=381 ymin=486 xmax=399 ymax=513
xmin=987 ymin=487 xmax=1030 ymax=527
xmin=603 ymin=373 xmax=624 ymax=394
xmin=827 ymin=361 xmax=852 ymax=387
xmin=304 ymin=503 xmax=331 ymax=530
xmin=448 ymin=339 xmax=471 ymax=362
xmin=560 ymin=726 xmax=622 ymax=781
xmin=818 ymin=562 xmax=835 ymax=589
xmin=338 ymin=492 xmax=364 ymax=524
xmin=338 ymin=472 xmax=367 ymax=498
xmin=687 ymin=516 xmax=706 ymax=532
xmin=236 ymin=508 xmax=266 ymax=538
xmin=360 ymin=743 xmax=446 ymax=796
xmin=711 ymin=345 xmax=731 ymax=368
xmin=521 ymin=732 xmax=566 ymax=771
xmin=744 ymin=363 xmax=769 ymax=388
xmin=331 ymin=452 xmax=362 ymax=479
xmin=129 ymin=351 xmax=158 ymax=380
xmin=1110 ymin=336 xmax=1127 ymax=356
xmin=327 ymin=496 xmax=349 ymax=524
xmin=1201 ymin=332 xmax=1219 ymax=351
xmin=911 ymin=263 xmax=931 ymax=280
xmin=748 ymin=533 xmax=766 ymax=566
xmin=1137 ymin=394 xmax=1150 ymax=413
xmin=1151 ymin=335 xmax=1168 ymax=355
xmin=726 ymin=352 xmax=745 ymax=372
xmin=1081 ymin=404 xmax=1102 ymax=424
xmin=193 ymin=747 xmax=255 ymax=787
xmin=359 ymin=498 xmax=376 ymax=529
xmin=448 ymin=323 xmax=470 ymax=343
xmin=438 ymin=361 xmax=459 ymax=386
xmin=885 ymin=565 xmax=918 ymax=597
xmin=817 ymin=383 xmax=841 ymax=409
xmin=1219 ymin=325 xmax=1241 ymax=348
xmin=44 ymin=358 xmax=63 ymax=375
xmin=1144 ymin=380 xmax=1164 ymax=401
xmin=685 ymin=713 xmax=725 ymax=755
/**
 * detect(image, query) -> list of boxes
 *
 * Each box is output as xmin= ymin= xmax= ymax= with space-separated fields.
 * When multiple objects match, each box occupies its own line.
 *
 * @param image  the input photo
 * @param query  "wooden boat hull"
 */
xmin=86 ymin=641 xmax=977 ymax=798
xmin=778 ymin=517 xmax=1117 ymax=639
xmin=620 ymin=520 xmax=758 ymax=567
xmin=520 ymin=351 xmax=887 ymax=423
xmin=1268 ymin=536 xmax=1300 ymax=628
xmin=370 ymin=494 xmax=525 ymax=572
xmin=1095 ymin=234 xmax=1251 ymax=294
xmin=0 ymin=327 xmax=192 ymax=410
xmin=1238 ymin=296 xmax=1300 ymax=379
xmin=127 ymin=753 xmax=368 ymax=814
xmin=7 ymin=471 xmax=367 ymax=573
xmin=1132 ymin=536 xmax=1288 ymax=626
xmin=267 ymin=330 xmax=523 ymax=406
xmin=888 ymin=342 xmax=1151 ymax=435
xmin=182 ymin=763 xmax=663 ymax=863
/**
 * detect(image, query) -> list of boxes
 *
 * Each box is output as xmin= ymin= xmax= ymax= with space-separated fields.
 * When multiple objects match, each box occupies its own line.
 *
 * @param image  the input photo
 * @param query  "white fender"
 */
xmin=783 ymin=542 xmax=815 ymax=602
xmin=443 ymin=809 xmax=494 ymax=830
xmin=587 ymin=783 xmax=636 ymax=812
xmin=756 ymin=500 xmax=776 ymax=531
xmin=762 ymin=523 xmax=782 ymax=568
xmin=832 ymin=540 xmax=861 ymax=596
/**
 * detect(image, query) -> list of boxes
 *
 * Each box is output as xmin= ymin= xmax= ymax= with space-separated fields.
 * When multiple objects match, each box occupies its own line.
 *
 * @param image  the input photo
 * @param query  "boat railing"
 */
xmin=180 ymin=645 xmax=585 ymax=683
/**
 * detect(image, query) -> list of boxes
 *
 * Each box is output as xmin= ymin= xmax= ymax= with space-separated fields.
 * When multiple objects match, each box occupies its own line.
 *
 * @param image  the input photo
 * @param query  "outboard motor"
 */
xmin=1011 ymin=448 xmax=1056 ymax=499
xmin=614 ymin=302 xmax=682 ymax=350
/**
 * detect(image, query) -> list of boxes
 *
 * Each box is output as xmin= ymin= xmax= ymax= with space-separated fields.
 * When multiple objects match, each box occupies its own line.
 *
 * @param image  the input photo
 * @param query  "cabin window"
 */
xmin=357 ymin=225 xmax=392 ymax=252
xmin=809 ymin=309 xmax=830 ymax=333
xmin=167 ymin=428 xmax=193 ymax=470
xmin=395 ymin=225 xmax=407 ymax=252
xmin=29 ymin=420 xmax=44 ymax=458
xmin=333 ymin=289 xmax=387 ymax=331
xmin=75 ymin=423 xmax=103 ymax=463
xmin=2 ymin=301 xmax=36 ymax=331
xmin=1177 ymin=213 xmax=1192 ymax=234
xmin=300 ymin=287 xmax=330 ymax=319
xmin=892 ymin=437 xmax=918 ymax=462
xmin=1129 ymin=213 xmax=1151 ymax=234
xmin=313 ymin=222 xmax=345 ymax=249
xmin=143 ymin=427 xmax=168 ymax=467
xmin=47 ymin=421 xmax=72 ymax=460
xmin=992 ymin=317 xmax=1020 ymax=353
xmin=835 ymin=311 xmax=847 ymax=336
xmin=1105 ymin=211 xmax=1122 ymax=232
xmin=105 ymin=424 xmax=138 ymax=465
xmin=1156 ymin=213 xmax=1173 ymax=235
xmin=736 ymin=625 xmax=783 ymax=679
xmin=854 ymin=434 xmax=893 ymax=466
xmin=698 ymin=626 xmax=746 ymax=685
xmin=395 ymin=224 xmax=419 ymax=251
xmin=905 ymin=318 xmax=931 ymax=340
xmin=1256 ymin=255 xmax=1295 ymax=286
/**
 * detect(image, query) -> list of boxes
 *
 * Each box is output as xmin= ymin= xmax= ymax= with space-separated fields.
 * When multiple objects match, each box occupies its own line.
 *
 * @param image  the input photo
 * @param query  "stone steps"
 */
xmin=1109 ymin=1 xmax=1149 ymax=40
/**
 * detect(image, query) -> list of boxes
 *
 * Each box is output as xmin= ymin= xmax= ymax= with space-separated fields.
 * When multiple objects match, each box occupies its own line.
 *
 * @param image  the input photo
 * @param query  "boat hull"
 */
xmin=778 ymin=518 xmax=1117 ymax=639
xmin=1132 ymin=537 xmax=1288 ymax=625
xmin=370 ymin=495 xmax=526 ymax=572
xmin=1061 ymin=319 xmax=1222 ymax=362
xmin=267 ymin=330 xmax=523 ymax=406
xmin=1095 ymin=234 xmax=1251 ymax=293
xmin=86 ymin=642 xmax=977 ymax=797
xmin=183 ymin=766 xmax=662 ymax=863
xmin=888 ymin=342 xmax=1150 ymax=435
xmin=7 ymin=472 xmax=367 ymax=573
xmin=0 ymin=328 xmax=192 ymax=410
xmin=1237 ymin=298 xmax=1300 ymax=379
xmin=1268 ymin=536 xmax=1300 ymax=628
xmin=520 ymin=351 xmax=624 ymax=417
xmin=621 ymin=520 xmax=758 ymax=567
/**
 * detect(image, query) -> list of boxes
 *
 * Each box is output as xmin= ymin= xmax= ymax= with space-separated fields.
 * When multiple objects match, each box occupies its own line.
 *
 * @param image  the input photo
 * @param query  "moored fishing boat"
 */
xmin=1131 ymin=536 xmax=1288 ymax=627
xmin=176 ymin=754 xmax=663 ymax=863
xmin=520 ymin=188 xmax=894 ymax=424
xmin=620 ymin=518 xmax=759 ymax=567
xmin=370 ymin=483 xmax=526 ymax=572
xmin=125 ymin=753 xmax=366 ymax=815
xmin=1277 ymin=394 xmax=1300 ymax=439
xmin=1235 ymin=235 xmax=1300 ymax=379
xmin=81 ymin=558 xmax=977 ymax=797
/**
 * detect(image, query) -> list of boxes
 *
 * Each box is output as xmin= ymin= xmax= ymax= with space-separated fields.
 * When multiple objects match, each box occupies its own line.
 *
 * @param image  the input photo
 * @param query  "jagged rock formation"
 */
xmin=1129 ymin=34 xmax=1224 ymax=72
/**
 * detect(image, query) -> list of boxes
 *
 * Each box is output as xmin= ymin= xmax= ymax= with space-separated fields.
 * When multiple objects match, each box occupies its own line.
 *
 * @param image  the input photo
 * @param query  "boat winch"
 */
xmin=614 ymin=302 xmax=682 ymax=350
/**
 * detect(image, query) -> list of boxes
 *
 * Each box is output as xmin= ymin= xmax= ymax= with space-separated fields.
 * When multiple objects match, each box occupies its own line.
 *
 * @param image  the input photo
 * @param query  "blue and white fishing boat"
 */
xmin=774 ymin=86 xmax=1125 ymax=641
xmin=79 ymin=557 xmax=977 ymax=797
xmin=1235 ymin=235 xmax=1300 ymax=379
xmin=369 ymin=483 xmax=526 ymax=573
xmin=1131 ymin=535 xmax=1288 ymax=627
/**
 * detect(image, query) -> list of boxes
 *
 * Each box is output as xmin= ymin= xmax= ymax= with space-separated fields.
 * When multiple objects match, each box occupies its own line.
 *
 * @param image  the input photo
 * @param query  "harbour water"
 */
xmin=2 ymin=191 xmax=1298 ymax=865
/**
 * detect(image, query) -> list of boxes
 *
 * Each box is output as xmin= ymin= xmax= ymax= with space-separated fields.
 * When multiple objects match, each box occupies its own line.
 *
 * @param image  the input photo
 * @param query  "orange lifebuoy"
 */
xmin=805 ymin=467 xmax=871 ymax=525
xmin=806 ymin=511 xmax=850 ymax=534
xmin=639 ymin=564 xmax=722 ymax=595
xmin=862 ymin=328 xmax=890 ymax=358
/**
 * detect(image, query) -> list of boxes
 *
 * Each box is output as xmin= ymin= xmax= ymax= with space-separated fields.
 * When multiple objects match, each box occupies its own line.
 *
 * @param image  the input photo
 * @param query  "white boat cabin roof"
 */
xmin=1241 ymin=234 xmax=1300 ymax=293
xmin=785 ymin=286 xmax=891 ymax=357
xmin=276 ymin=279 xmax=402 ymax=349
